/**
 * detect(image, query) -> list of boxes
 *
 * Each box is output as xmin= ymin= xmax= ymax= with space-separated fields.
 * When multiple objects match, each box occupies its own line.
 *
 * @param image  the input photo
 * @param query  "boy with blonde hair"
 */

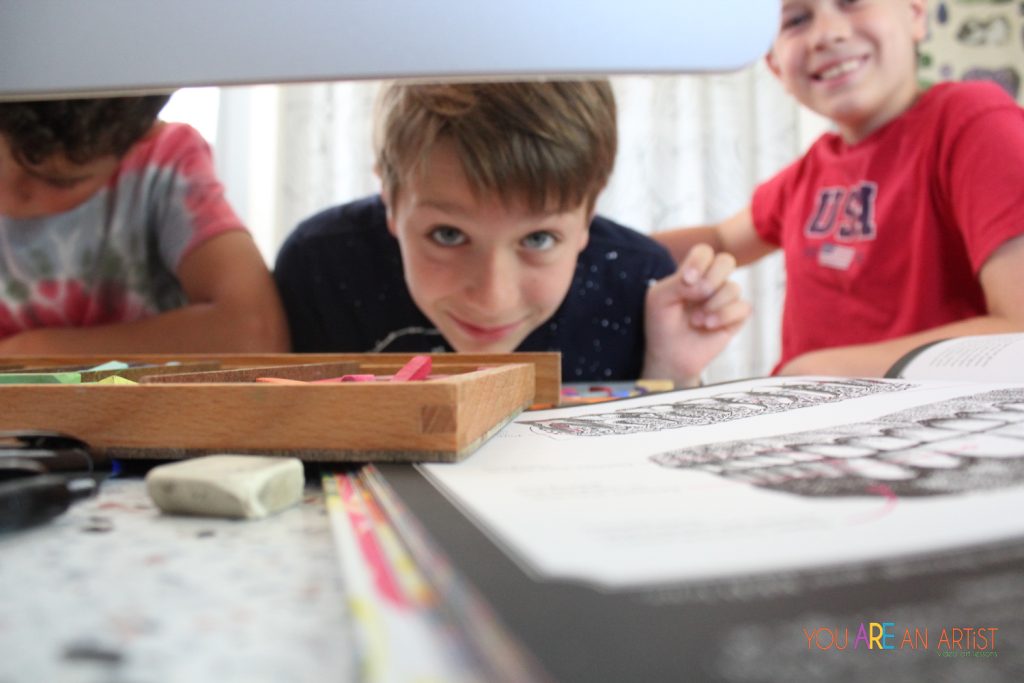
xmin=656 ymin=0 xmax=1024 ymax=376
xmin=276 ymin=80 xmax=748 ymax=385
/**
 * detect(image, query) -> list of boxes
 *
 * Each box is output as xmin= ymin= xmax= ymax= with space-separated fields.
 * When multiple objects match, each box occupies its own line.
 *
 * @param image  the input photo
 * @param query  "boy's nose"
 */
xmin=810 ymin=8 xmax=852 ymax=47
xmin=465 ymin=251 xmax=519 ymax=310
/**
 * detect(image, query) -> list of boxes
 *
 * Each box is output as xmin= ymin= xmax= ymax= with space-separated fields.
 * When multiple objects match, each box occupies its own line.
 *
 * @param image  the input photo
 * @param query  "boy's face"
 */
xmin=384 ymin=138 xmax=591 ymax=353
xmin=769 ymin=0 xmax=927 ymax=143
xmin=0 ymin=135 xmax=119 ymax=219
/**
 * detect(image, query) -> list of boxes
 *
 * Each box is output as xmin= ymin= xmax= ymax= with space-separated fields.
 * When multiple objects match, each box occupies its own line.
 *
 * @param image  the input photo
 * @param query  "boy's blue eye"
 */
xmin=781 ymin=12 xmax=809 ymax=29
xmin=521 ymin=231 xmax=557 ymax=251
xmin=428 ymin=226 xmax=467 ymax=247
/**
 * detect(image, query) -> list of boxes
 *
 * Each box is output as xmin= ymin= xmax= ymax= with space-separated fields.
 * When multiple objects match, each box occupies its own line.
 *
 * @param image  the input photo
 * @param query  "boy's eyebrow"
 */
xmin=417 ymin=197 xmax=564 ymax=220
xmin=417 ymin=198 xmax=469 ymax=214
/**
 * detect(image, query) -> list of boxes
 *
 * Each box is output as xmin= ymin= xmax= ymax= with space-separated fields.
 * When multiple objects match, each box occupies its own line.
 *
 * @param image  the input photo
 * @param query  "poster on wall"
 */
xmin=921 ymin=0 xmax=1024 ymax=102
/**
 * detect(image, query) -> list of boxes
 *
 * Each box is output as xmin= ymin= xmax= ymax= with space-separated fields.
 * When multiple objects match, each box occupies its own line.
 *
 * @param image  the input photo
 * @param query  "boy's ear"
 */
xmin=765 ymin=50 xmax=781 ymax=79
xmin=908 ymin=0 xmax=928 ymax=41
xmin=578 ymin=211 xmax=594 ymax=253
xmin=380 ymin=187 xmax=398 ymax=237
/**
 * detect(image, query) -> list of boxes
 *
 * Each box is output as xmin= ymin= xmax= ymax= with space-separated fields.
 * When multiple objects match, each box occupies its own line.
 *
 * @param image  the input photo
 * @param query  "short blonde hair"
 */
xmin=374 ymin=80 xmax=617 ymax=213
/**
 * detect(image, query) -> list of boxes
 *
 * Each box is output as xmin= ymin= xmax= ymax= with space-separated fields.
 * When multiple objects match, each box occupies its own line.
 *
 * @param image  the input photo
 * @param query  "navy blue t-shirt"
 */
xmin=274 ymin=195 xmax=676 ymax=382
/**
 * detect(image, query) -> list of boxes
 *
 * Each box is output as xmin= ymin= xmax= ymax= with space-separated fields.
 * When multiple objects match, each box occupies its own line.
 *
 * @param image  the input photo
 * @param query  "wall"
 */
xmin=920 ymin=0 xmax=1024 ymax=102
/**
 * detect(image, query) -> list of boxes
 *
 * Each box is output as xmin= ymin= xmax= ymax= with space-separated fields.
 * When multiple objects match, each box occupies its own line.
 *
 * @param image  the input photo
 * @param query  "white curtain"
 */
xmin=215 ymin=65 xmax=829 ymax=382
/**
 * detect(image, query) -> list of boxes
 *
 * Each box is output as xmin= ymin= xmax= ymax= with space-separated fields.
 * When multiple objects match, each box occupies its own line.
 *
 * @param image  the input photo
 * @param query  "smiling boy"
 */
xmin=654 ymin=0 xmax=1024 ymax=376
xmin=274 ymin=80 xmax=748 ymax=385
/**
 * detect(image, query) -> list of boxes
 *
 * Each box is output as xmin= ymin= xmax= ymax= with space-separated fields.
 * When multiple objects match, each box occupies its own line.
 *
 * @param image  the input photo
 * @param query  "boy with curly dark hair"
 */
xmin=0 ymin=95 xmax=288 ymax=353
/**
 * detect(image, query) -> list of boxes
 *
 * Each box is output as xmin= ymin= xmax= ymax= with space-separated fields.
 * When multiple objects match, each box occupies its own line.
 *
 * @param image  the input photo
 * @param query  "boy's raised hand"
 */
xmin=642 ymin=244 xmax=751 ymax=387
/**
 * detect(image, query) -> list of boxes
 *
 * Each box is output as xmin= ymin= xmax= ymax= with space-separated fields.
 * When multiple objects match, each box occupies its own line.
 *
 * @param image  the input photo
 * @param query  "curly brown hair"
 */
xmin=0 ymin=95 xmax=171 ymax=167
xmin=374 ymin=80 xmax=617 ymax=214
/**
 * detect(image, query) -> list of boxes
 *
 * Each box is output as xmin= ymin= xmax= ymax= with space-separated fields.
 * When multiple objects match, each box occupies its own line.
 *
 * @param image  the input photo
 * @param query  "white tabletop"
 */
xmin=0 ymin=477 xmax=354 ymax=683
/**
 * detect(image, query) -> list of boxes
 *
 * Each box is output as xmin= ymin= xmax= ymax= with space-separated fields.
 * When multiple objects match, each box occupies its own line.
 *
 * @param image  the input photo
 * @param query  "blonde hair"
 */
xmin=374 ymin=80 xmax=616 ymax=213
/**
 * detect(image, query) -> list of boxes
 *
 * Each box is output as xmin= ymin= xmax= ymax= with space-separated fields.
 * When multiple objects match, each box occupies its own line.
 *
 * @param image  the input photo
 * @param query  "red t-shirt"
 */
xmin=752 ymin=81 xmax=1024 ymax=371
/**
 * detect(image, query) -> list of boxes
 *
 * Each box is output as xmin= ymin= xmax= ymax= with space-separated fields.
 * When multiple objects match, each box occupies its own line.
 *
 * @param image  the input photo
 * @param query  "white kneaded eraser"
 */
xmin=146 ymin=455 xmax=305 ymax=519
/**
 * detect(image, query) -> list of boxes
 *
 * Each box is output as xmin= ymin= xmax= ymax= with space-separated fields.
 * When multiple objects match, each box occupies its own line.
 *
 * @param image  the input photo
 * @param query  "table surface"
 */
xmin=0 ymin=476 xmax=354 ymax=683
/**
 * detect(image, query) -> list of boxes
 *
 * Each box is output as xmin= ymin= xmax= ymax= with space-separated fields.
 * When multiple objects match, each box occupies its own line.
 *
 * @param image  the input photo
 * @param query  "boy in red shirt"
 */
xmin=656 ymin=0 xmax=1024 ymax=376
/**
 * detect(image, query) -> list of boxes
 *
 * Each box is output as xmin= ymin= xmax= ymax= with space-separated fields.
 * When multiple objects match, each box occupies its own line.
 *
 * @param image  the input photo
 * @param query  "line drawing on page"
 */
xmin=522 ymin=378 xmax=908 ymax=438
xmin=652 ymin=389 xmax=1024 ymax=499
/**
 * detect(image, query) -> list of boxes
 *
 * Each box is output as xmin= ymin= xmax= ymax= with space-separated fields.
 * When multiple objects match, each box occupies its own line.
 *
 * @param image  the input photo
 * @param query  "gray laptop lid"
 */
xmin=0 ymin=0 xmax=779 ymax=98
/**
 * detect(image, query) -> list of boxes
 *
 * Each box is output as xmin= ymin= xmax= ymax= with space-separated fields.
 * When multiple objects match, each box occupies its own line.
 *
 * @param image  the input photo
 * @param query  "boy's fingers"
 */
xmin=698 ymin=279 xmax=742 ymax=311
xmin=650 ymin=267 xmax=745 ymax=320
xmin=691 ymin=298 xmax=752 ymax=330
xmin=676 ymin=248 xmax=737 ymax=299
xmin=647 ymin=272 xmax=690 ymax=310
xmin=678 ymin=243 xmax=715 ymax=285
xmin=700 ymin=252 xmax=737 ymax=292
xmin=718 ymin=299 xmax=753 ymax=328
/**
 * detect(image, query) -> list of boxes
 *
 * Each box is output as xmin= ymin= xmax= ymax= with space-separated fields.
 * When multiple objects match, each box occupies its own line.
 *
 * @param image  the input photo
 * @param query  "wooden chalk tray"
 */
xmin=0 ymin=352 xmax=559 ymax=463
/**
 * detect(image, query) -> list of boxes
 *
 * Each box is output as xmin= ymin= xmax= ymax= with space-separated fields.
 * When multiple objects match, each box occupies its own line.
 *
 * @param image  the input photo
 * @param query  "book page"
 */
xmin=421 ymin=376 xmax=1024 ymax=589
xmin=893 ymin=333 xmax=1024 ymax=382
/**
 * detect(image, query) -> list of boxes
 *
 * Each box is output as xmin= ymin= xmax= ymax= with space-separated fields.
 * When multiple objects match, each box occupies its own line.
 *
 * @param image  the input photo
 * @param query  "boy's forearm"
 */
xmin=778 ymin=315 xmax=1024 ymax=378
xmin=653 ymin=226 xmax=723 ymax=263
xmin=0 ymin=301 xmax=290 ymax=356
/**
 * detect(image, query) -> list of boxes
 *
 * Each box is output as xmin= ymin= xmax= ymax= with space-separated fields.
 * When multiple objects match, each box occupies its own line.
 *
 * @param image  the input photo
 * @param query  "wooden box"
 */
xmin=0 ymin=353 xmax=559 ymax=463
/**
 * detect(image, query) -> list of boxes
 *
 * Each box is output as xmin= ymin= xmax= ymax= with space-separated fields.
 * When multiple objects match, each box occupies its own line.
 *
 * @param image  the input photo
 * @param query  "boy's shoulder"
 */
xmin=586 ymin=214 xmax=673 ymax=261
xmin=917 ymin=80 xmax=1020 ymax=122
xmin=926 ymin=79 xmax=1016 ymax=104
xmin=118 ymin=121 xmax=211 ymax=173
xmin=583 ymin=215 xmax=676 ymax=278
xmin=279 ymin=195 xmax=390 ymax=256
xmin=897 ymin=81 xmax=1023 ymax=149
xmin=288 ymin=195 xmax=386 ymax=239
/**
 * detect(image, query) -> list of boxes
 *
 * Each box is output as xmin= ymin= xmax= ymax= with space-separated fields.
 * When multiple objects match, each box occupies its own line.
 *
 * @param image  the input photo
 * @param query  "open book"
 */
xmin=329 ymin=333 xmax=1024 ymax=681
xmin=885 ymin=332 xmax=1024 ymax=382
xmin=418 ymin=370 xmax=1024 ymax=588
xmin=369 ymin=351 xmax=1024 ymax=680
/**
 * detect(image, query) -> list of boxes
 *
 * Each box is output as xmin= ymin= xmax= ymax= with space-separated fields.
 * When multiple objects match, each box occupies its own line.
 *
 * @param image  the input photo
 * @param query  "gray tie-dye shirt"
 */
xmin=0 ymin=122 xmax=243 ymax=337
